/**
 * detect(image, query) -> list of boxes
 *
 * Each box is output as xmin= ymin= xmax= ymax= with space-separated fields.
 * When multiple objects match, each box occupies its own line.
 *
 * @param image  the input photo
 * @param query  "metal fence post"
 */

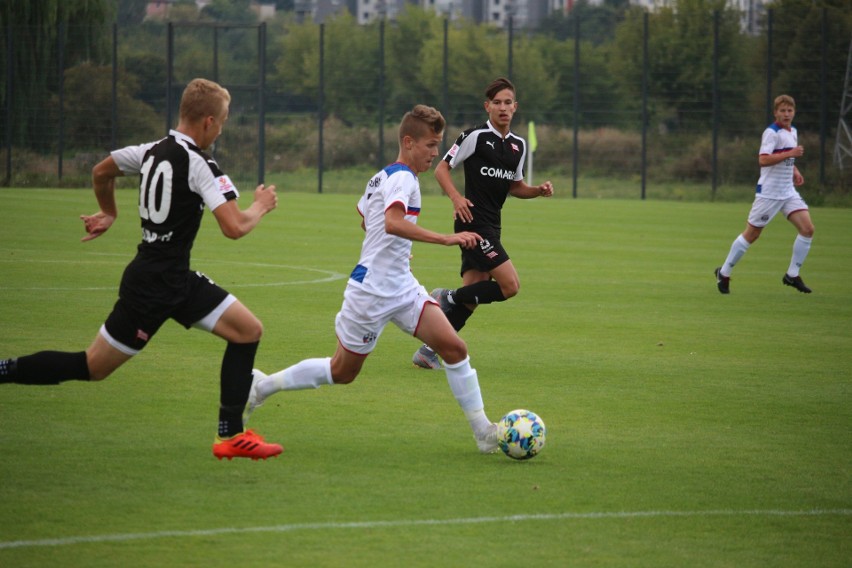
xmin=111 ymin=23 xmax=118 ymax=151
xmin=641 ymin=12 xmax=648 ymax=201
xmin=572 ymin=13 xmax=579 ymax=199
xmin=378 ymin=20 xmax=385 ymax=169
xmin=318 ymin=23 xmax=324 ymax=194
xmin=258 ymin=22 xmax=266 ymax=185
xmin=712 ymin=11 xmax=719 ymax=199
xmin=4 ymin=21 xmax=12 ymax=186
xmin=58 ymin=21 xmax=65 ymax=181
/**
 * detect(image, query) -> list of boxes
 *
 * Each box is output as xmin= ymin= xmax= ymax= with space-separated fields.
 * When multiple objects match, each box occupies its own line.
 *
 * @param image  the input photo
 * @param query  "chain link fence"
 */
xmin=2 ymin=7 xmax=851 ymax=201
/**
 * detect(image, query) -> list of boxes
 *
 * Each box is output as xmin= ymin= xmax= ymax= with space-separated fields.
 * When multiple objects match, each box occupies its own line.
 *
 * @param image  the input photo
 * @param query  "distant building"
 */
xmin=145 ymin=0 xmax=279 ymax=22
xmin=146 ymin=0 xmax=766 ymax=33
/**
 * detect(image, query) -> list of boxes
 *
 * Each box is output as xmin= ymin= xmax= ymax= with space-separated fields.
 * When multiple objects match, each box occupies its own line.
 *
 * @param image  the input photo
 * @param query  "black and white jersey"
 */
xmin=108 ymin=130 xmax=239 ymax=311
xmin=111 ymin=130 xmax=238 ymax=275
xmin=443 ymin=120 xmax=526 ymax=231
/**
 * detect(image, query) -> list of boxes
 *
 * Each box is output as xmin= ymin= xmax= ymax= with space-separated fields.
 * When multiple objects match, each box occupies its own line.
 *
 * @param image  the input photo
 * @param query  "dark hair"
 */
xmin=485 ymin=77 xmax=516 ymax=101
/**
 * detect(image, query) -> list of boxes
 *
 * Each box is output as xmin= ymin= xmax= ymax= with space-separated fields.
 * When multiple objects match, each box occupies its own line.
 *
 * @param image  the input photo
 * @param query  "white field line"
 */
xmin=0 ymin=253 xmax=345 ymax=290
xmin=1 ymin=509 xmax=849 ymax=550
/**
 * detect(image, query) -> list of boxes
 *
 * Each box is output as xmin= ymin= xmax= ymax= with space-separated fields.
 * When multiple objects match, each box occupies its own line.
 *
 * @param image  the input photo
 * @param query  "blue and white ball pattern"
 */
xmin=497 ymin=409 xmax=546 ymax=460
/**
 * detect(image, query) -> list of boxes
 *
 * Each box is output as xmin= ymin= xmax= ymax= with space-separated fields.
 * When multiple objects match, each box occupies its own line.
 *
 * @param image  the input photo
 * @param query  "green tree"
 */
xmin=60 ymin=62 xmax=161 ymax=149
xmin=540 ymin=0 xmax=629 ymax=45
xmin=419 ymin=18 xmax=505 ymax=125
xmin=385 ymin=6 xmax=444 ymax=119
xmin=609 ymin=0 xmax=749 ymax=133
xmin=1 ymin=0 xmax=113 ymax=149
xmin=763 ymin=0 xmax=852 ymax=134
xmin=117 ymin=0 xmax=148 ymax=26
xmin=202 ymin=0 xmax=257 ymax=24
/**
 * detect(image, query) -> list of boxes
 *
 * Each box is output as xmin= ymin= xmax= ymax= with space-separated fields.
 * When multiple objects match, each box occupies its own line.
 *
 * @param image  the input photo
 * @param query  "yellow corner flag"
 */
xmin=528 ymin=121 xmax=537 ymax=153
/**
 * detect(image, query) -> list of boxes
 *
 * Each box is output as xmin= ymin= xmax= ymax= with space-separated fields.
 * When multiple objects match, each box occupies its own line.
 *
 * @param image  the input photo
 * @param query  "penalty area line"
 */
xmin=1 ymin=509 xmax=849 ymax=550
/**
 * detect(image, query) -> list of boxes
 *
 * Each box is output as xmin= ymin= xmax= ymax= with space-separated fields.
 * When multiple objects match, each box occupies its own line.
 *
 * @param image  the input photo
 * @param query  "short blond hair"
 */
xmin=179 ymin=78 xmax=231 ymax=123
xmin=399 ymin=105 xmax=445 ymax=144
xmin=774 ymin=94 xmax=795 ymax=110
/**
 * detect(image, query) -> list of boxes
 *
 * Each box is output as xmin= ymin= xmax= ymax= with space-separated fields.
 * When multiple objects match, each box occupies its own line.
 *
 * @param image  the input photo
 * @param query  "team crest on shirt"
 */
xmin=510 ymin=143 xmax=520 ymax=153
xmin=217 ymin=175 xmax=235 ymax=194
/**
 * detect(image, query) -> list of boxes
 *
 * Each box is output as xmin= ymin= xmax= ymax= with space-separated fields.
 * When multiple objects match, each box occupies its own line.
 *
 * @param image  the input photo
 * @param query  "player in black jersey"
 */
xmin=0 ymin=78 xmax=283 ymax=460
xmin=412 ymin=77 xmax=554 ymax=370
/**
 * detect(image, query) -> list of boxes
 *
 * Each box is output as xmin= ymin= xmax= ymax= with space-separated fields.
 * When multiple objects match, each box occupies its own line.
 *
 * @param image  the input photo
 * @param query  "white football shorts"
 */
xmin=334 ymin=283 xmax=436 ymax=355
xmin=747 ymin=194 xmax=808 ymax=228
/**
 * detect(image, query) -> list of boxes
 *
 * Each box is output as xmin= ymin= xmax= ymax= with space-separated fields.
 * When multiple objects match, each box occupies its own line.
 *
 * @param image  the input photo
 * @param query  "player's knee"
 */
xmin=801 ymin=225 xmax=814 ymax=238
xmin=85 ymin=357 xmax=113 ymax=382
xmin=329 ymin=356 xmax=360 ymax=384
xmin=500 ymin=280 xmax=520 ymax=299
xmin=241 ymin=318 xmax=264 ymax=343
xmin=438 ymin=339 xmax=468 ymax=365
xmin=331 ymin=369 xmax=358 ymax=384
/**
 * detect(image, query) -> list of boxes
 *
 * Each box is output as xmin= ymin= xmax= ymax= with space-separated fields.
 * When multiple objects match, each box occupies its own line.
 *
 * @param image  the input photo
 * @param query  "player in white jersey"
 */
xmin=715 ymin=94 xmax=815 ymax=294
xmin=246 ymin=105 xmax=501 ymax=453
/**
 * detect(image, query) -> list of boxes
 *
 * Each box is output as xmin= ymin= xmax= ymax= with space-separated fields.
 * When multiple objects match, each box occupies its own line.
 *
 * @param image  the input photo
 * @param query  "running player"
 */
xmin=412 ymin=77 xmax=554 ymax=369
xmin=714 ymin=94 xmax=815 ymax=294
xmin=245 ymin=105 xmax=500 ymax=453
xmin=0 ymin=78 xmax=283 ymax=461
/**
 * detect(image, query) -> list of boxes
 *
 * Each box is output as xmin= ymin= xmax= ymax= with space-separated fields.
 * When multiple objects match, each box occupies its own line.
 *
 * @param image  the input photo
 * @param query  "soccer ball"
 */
xmin=497 ymin=409 xmax=546 ymax=460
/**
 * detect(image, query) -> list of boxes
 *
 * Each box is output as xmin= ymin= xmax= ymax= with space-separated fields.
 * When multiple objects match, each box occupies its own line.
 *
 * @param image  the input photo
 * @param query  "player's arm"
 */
xmin=383 ymin=203 xmax=480 ymax=249
xmin=759 ymin=146 xmax=804 ymax=167
xmin=213 ymin=184 xmax=278 ymax=240
xmin=81 ymin=156 xmax=123 ymax=242
xmin=508 ymin=179 xmax=554 ymax=199
xmin=435 ymin=160 xmax=474 ymax=223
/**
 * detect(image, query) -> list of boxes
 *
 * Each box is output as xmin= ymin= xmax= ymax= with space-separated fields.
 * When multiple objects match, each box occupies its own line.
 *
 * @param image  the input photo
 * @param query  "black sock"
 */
xmin=0 ymin=358 xmax=17 ymax=380
xmin=446 ymin=304 xmax=474 ymax=332
xmin=450 ymin=281 xmax=506 ymax=306
xmin=1 ymin=352 xmax=89 ymax=385
xmin=218 ymin=341 xmax=259 ymax=438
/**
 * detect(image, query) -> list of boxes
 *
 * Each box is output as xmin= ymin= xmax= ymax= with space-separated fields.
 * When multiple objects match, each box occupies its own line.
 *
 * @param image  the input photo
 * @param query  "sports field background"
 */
xmin=0 ymin=188 xmax=849 ymax=566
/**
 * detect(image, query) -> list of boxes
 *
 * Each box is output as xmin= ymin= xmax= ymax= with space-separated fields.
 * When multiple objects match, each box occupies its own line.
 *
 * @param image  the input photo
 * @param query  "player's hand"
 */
xmin=254 ymin=184 xmax=278 ymax=213
xmin=80 ymin=211 xmax=115 ymax=242
xmin=449 ymin=231 xmax=482 ymax=249
xmin=538 ymin=181 xmax=554 ymax=197
xmin=451 ymin=196 xmax=474 ymax=224
xmin=790 ymin=146 xmax=804 ymax=158
xmin=793 ymin=170 xmax=804 ymax=186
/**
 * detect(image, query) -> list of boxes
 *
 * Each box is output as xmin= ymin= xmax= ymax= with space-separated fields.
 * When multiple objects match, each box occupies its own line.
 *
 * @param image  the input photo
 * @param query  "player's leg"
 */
xmin=254 ymin=342 xmax=364 ymax=400
xmin=716 ymin=198 xmax=776 ymax=293
xmin=782 ymin=207 xmax=814 ymax=292
xmin=720 ymin=224 xmax=761 ymax=276
xmin=0 ymin=333 xmax=129 ymax=385
xmin=250 ymin=289 xmax=375 ymax=409
xmin=1 ymin=302 xmax=142 ymax=385
xmin=413 ymin=260 xmax=516 ymax=368
xmin=208 ymin=298 xmax=264 ymax=435
xmin=445 ymin=261 xmax=518 ymax=309
xmin=414 ymin=304 xmax=497 ymax=453
xmin=187 ymin=280 xmax=281 ymax=460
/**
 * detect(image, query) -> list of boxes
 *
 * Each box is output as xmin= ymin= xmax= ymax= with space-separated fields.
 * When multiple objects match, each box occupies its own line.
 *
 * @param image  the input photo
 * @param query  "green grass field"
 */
xmin=0 ymin=188 xmax=849 ymax=567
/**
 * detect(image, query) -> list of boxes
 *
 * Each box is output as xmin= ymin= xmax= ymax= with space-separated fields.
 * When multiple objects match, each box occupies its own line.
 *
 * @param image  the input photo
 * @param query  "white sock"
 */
xmin=787 ymin=235 xmax=812 ymax=277
xmin=722 ymin=234 xmax=750 ymax=276
xmin=444 ymin=356 xmax=491 ymax=433
xmin=258 ymin=357 xmax=333 ymax=398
